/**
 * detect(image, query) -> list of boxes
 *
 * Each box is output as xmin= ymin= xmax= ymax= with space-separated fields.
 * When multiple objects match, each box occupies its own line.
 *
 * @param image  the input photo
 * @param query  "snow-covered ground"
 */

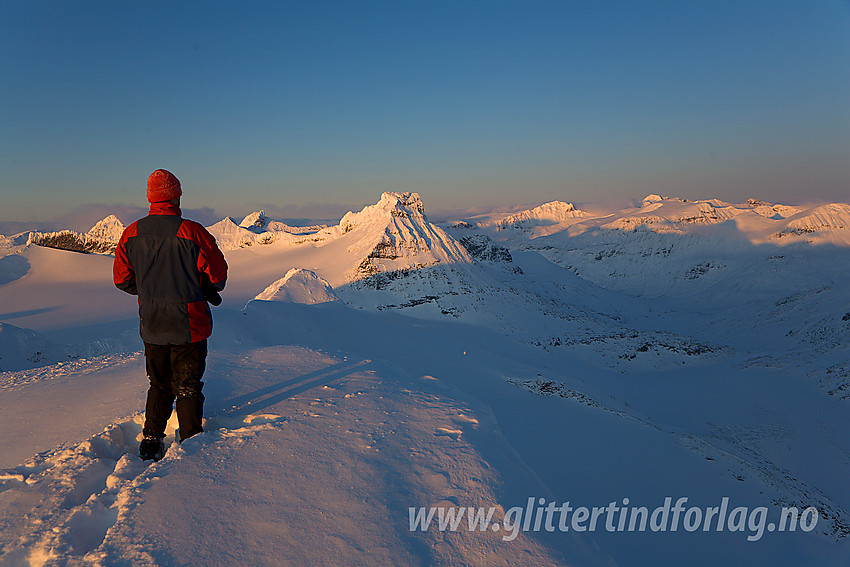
xmin=1 ymin=192 xmax=849 ymax=566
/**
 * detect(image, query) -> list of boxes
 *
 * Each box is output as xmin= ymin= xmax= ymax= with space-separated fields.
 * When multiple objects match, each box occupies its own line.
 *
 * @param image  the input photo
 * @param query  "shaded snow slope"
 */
xmin=0 ymin=322 xmax=68 ymax=372
xmin=5 ymin=299 xmax=845 ymax=565
xmin=0 ymin=253 xmax=30 ymax=286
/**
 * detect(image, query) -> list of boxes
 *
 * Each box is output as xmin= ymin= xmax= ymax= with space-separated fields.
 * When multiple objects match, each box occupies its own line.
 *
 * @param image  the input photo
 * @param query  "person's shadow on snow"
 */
xmin=207 ymin=359 xmax=372 ymax=425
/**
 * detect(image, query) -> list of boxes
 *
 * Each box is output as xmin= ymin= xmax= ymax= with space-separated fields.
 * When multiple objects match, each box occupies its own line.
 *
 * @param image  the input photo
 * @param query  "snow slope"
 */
xmin=0 ymin=322 xmax=600 ymax=566
xmin=252 ymin=268 xmax=339 ymax=304
xmin=1 ymin=192 xmax=849 ymax=566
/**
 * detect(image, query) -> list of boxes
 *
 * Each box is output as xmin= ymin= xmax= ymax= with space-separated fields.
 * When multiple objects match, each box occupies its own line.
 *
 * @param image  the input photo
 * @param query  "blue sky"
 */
xmin=1 ymin=1 xmax=848 ymax=224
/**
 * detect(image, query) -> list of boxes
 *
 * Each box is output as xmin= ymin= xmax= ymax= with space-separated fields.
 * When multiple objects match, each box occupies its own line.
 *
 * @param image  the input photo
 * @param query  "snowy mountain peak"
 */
xmin=85 ymin=215 xmax=124 ymax=243
xmin=340 ymin=192 xmax=427 ymax=231
xmin=239 ymin=211 xmax=270 ymax=231
xmin=496 ymin=201 xmax=588 ymax=227
xmin=784 ymin=203 xmax=850 ymax=234
xmin=28 ymin=215 xmax=124 ymax=255
xmin=207 ymin=217 xmax=260 ymax=249
xmin=379 ymin=191 xmax=425 ymax=215
xmin=208 ymin=213 xmax=327 ymax=251
xmin=252 ymin=268 xmax=339 ymax=304
xmin=642 ymin=194 xmax=664 ymax=205
xmin=331 ymin=192 xmax=471 ymax=282
xmin=462 ymin=201 xmax=590 ymax=233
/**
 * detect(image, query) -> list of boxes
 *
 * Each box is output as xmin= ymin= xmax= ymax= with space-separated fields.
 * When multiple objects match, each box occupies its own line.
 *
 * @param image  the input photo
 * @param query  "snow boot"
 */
xmin=139 ymin=436 xmax=165 ymax=462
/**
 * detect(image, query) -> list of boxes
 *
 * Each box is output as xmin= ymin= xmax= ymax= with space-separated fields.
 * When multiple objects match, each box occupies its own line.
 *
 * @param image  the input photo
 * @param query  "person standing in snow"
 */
xmin=113 ymin=169 xmax=228 ymax=461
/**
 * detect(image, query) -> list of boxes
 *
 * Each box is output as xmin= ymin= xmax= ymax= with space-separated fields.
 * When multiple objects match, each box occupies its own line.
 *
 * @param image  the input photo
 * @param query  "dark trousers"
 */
xmin=143 ymin=339 xmax=207 ymax=441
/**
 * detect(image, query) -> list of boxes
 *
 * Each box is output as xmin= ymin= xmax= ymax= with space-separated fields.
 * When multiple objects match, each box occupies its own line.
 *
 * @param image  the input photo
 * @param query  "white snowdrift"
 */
xmin=252 ymin=268 xmax=339 ymax=304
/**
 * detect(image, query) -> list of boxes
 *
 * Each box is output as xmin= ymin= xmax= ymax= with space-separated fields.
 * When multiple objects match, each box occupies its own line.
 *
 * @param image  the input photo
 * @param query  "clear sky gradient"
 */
xmin=1 ymin=1 xmax=848 ymax=223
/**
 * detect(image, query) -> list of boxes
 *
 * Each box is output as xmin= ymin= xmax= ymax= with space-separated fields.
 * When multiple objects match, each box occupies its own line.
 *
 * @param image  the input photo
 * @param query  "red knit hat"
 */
xmin=147 ymin=169 xmax=182 ymax=203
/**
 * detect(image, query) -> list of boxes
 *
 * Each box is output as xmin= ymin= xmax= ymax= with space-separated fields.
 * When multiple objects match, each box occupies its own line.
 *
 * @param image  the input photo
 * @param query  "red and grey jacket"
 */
xmin=113 ymin=202 xmax=228 ymax=345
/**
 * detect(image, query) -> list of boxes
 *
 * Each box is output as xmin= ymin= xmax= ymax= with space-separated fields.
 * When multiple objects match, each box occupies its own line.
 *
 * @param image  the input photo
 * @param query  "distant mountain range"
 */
xmin=11 ymin=193 xmax=849 ymax=260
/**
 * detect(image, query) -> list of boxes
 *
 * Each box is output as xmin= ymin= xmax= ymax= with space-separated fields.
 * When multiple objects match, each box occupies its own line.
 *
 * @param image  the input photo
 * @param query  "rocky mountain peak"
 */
xmin=239 ymin=211 xmax=270 ymax=231
xmin=85 ymin=215 xmax=124 ymax=243
xmin=379 ymin=191 xmax=425 ymax=215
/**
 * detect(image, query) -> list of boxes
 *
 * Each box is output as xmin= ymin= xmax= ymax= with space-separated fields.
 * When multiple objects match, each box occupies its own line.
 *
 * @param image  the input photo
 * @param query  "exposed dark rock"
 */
xmin=458 ymin=235 xmax=513 ymax=263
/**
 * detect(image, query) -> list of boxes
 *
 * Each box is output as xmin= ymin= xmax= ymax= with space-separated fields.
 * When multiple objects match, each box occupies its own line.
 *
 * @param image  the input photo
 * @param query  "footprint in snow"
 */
xmin=0 ymin=417 xmax=152 ymax=563
xmin=434 ymin=427 xmax=463 ymax=441
xmin=0 ymin=407 xmax=298 ymax=563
